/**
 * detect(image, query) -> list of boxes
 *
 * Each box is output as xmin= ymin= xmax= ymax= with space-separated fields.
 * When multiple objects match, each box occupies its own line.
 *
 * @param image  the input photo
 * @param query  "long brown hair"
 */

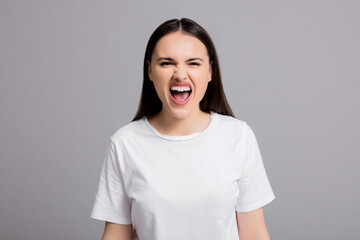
xmin=131 ymin=18 xmax=235 ymax=122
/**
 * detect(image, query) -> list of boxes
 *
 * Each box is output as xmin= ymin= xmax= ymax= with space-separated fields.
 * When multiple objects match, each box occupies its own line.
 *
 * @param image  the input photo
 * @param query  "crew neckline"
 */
xmin=143 ymin=111 xmax=217 ymax=141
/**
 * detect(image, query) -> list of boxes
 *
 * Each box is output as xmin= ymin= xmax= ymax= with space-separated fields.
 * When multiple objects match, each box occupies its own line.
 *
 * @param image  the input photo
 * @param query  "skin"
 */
xmin=101 ymin=221 xmax=132 ymax=240
xmin=147 ymin=31 xmax=213 ymax=136
xmin=236 ymin=207 xmax=272 ymax=240
xmin=101 ymin=31 xmax=272 ymax=240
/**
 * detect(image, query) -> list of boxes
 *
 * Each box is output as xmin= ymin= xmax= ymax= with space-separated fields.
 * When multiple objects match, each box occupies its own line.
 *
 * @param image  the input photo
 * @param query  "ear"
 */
xmin=208 ymin=61 xmax=213 ymax=82
xmin=147 ymin=60 xmax=153 ymax=81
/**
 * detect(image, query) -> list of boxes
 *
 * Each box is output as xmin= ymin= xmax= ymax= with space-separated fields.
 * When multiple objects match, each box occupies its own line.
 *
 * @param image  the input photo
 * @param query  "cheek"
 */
xmin=189 ymin=70 xmax=210 ymax=89
xmin=189 ymin=68 xmax=210 ymax=79
xmin=153 ymin=69 xmax=173 ymax=83
xmin=152 ymin=71 xmax=172 ymax=97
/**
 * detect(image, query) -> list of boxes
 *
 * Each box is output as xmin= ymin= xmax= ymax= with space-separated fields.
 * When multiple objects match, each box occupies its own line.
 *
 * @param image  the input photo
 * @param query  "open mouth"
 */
xmin=169 ymin=88 xmax=192 ymax=102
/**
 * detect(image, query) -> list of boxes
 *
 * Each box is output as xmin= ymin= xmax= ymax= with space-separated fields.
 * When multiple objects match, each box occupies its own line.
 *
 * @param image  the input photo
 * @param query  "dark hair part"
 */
xmin=131 ymin=18 xmax=235 ymax=122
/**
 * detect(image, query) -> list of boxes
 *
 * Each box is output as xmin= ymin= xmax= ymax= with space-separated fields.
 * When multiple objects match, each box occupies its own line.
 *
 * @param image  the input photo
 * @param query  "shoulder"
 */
xmin=215 ymin=113 xmax=248 ymax=131
xmin=214 ymin=113 xmax=258 ymax=141
xmin=110 ymin=118 xmax=145 ymax=143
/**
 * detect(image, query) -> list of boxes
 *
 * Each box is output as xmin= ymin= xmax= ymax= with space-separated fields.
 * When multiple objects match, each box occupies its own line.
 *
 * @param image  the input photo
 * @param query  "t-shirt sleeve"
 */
xmin=90 ymin=137 xmax=132 ymax=224
xmin=235 ymin=123 xmax=275 ymax=212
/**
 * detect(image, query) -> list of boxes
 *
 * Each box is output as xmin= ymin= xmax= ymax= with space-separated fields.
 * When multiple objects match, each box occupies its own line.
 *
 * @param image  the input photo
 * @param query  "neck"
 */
xmin=149 ymin=108 xmax=211 ymax=136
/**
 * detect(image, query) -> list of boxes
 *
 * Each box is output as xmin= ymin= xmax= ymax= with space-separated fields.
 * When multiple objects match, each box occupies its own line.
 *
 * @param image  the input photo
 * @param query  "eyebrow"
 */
xmin=156 ymin=57 xmax=204 ymax=62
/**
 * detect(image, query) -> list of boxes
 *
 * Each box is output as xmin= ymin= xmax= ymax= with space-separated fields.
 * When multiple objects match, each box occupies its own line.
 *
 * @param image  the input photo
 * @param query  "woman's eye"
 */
xmin=189 ymin=62 xmax=200 ymax=66
xmin=160 ymin=62 xmax=173 ymax=66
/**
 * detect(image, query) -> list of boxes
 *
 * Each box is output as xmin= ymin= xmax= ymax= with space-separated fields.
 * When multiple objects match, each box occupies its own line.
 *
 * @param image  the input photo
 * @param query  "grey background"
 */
xmin=1 ymin=0 xmax=359 ymax=239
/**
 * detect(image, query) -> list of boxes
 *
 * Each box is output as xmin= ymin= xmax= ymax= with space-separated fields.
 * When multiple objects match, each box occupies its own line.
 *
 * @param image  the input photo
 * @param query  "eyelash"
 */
xmin=160 ymin=62 xmax=200 ymax=66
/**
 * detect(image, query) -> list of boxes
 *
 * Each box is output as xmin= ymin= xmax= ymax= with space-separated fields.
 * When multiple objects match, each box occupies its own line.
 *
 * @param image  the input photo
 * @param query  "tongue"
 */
xmin=173 ymin=91 xmax=190 ymax=101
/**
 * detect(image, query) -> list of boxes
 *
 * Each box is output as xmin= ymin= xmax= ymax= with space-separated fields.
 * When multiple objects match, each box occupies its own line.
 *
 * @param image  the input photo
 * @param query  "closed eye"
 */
xmin=160 ymin=62 xmax=174 ymax=66
xmin=160 ymin=62 xmax=200 ymax=66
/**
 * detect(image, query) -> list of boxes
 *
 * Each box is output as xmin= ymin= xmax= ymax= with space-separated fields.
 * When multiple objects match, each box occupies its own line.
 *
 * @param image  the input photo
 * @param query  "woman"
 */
xmin=91 ymin=18 xmax=275 ymax=240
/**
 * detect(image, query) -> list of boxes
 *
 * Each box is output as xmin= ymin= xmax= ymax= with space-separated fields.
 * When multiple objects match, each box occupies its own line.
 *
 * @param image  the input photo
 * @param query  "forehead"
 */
xmin=152 ymin=32 xmax=208 ymax=59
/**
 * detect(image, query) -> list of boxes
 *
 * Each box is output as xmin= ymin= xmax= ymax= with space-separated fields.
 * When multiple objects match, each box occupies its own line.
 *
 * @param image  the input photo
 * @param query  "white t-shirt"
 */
xmin=90 ymin=111 xmax=275 ymax=240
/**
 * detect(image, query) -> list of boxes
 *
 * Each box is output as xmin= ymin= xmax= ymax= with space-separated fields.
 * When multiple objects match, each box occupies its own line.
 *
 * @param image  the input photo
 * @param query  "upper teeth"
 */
xmin=170 ymin=86 xmax=191 ymax=92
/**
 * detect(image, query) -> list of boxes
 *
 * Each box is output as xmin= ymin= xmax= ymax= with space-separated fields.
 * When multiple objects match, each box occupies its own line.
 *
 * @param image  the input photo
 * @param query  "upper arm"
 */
xmin=101 ymin=221 xmax=133 ymax=240
xmin=236 ymin=207 xmax=271 ymax=240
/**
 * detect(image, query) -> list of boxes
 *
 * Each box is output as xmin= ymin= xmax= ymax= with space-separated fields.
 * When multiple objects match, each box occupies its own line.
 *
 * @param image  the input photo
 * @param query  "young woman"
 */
xmin=91 ymin=18 xmax=275 ymax=240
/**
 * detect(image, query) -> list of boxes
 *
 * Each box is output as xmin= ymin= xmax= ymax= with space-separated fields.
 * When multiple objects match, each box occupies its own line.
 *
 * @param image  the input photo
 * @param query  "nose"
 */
xmin=173 ymin=64 xmax=188 ymax=81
